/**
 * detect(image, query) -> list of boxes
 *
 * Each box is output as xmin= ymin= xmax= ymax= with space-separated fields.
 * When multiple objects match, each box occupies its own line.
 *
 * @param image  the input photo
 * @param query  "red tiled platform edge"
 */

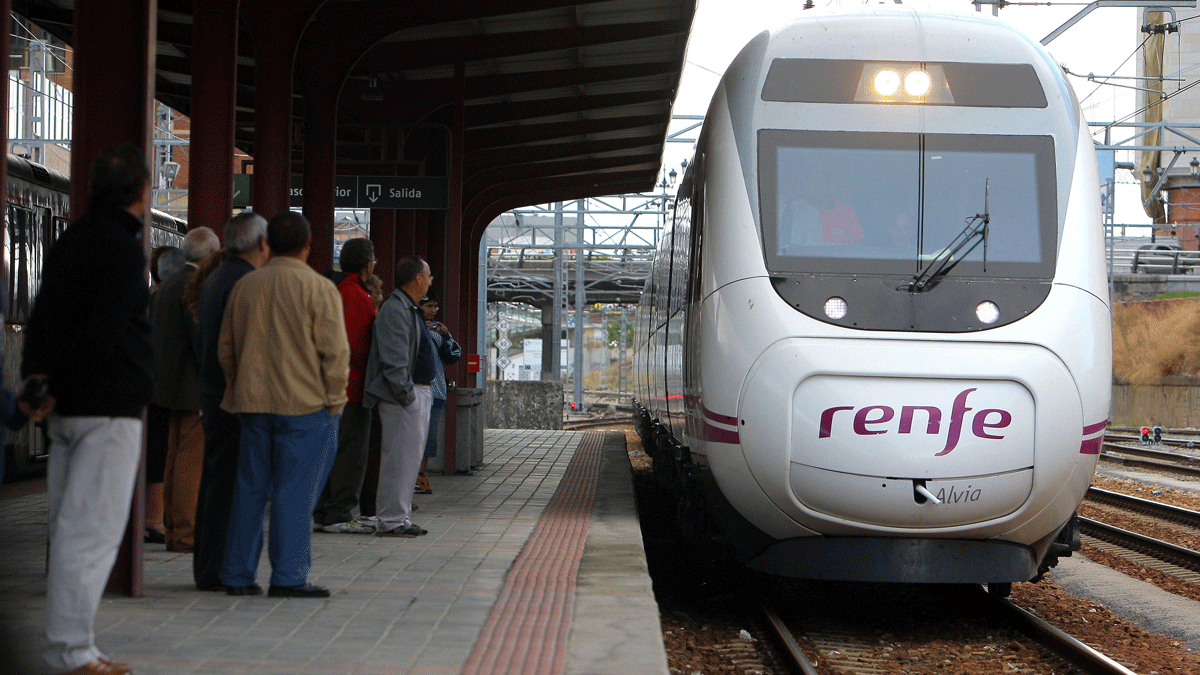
xmin=462 ymin=431 xmax=603 ymax=675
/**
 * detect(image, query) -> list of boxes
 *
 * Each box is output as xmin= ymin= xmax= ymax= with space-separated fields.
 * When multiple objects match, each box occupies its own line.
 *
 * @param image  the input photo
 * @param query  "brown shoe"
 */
xmin=65 ymin=658 xmax=131 ymax=674
xmin=415 ymin=474 xmax=432 ymax=494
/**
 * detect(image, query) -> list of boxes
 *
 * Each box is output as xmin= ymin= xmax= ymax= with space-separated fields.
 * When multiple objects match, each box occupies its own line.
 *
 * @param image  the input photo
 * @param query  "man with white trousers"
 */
xmin=363 ymin=254 xmax=436 ymax=538
xmin=22 ymin=144 xmax=155 ymax=675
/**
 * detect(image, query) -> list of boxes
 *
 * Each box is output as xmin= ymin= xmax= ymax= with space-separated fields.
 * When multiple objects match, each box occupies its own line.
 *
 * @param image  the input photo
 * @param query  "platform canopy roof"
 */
xmin=15 ymin=0 xmax=696 ymax=227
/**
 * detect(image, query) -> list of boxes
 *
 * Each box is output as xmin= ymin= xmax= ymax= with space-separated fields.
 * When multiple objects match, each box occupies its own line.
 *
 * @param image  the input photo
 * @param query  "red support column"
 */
xmin=442 ymin=62 xmax=466 ymax=474
xmin=0 ymin=0 xmax=9 ymax=218
xmin=70 ymin=0 xmax=158 ymax=597
xmin=395 ymin=211 xmax=416 ymax=262
xmin=188 ymin=0 xmax=240 ymax=236
xmin=369 ymin=209 xmax=396 ymax=292
xmin=302 ymin=95 xmax=338 ymax=272
xmin=241 ymin=1 xmax=315 ymax=221
xmin=426 ymin=215 xmax=447 ymax=298
xmin=463 ymin=235 xmax=480 ymax=388
xmin=413 ymin=211 xmax=429 ymax=258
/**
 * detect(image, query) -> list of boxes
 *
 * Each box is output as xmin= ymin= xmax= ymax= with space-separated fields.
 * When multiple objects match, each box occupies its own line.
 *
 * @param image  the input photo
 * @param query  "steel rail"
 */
xmin=1101 ymin=442 xmax=1199 ymax=463
xmin=759 ymin=601 xmax=821 ymax=675
xmin=1086 ymin=487 xmax=1200 ymax=529
xmin=762 ymin=588 xmax=1138 ymax=675
xmin=1110 ymin=425 xmax=1200 ymax=438
xmin=1107 ymin=432 xmax=1200 ymax=451
xmin=1100 ymin=447 xmax=1200 ymax=479
xmin=562 ymin=418 xmax=634 ymax=430
xmin=984 ymin=588 xmax=1139 ymax=675
xmin=1078 ymin=516 xmax=1200 ymax=574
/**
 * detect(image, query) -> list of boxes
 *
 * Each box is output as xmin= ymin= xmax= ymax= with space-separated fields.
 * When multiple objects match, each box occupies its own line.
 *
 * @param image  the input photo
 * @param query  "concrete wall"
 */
xmin=1111 ymin=274 xmax=1200 ymax=301
xmin=487 ymin=380 xmax=564 ymax=430
xmin=1112 ymin=376 xmax=1200 ymax=427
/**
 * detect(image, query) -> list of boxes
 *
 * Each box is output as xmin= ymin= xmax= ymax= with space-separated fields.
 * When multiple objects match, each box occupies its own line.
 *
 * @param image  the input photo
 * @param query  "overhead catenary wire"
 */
xmin=9 ymin=13 xmax=72 ymax=73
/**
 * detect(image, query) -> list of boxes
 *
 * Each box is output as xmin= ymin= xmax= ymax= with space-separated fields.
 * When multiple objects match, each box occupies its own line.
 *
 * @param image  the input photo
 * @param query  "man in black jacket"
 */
xmin=191 ymin=211 xmax=268 ymax=592
xmin=22 ymin=143 xmax=153 ymax=675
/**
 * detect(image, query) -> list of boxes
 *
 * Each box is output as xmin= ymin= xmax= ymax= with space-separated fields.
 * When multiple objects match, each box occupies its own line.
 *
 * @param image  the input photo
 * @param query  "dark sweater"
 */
xmin=196 ymin=256 xmax=255 ymax=407
xmin=22 ymin=202 xmax=154 ymax=418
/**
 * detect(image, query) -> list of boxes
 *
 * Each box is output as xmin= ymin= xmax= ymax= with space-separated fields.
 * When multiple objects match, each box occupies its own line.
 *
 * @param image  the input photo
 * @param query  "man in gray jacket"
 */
xmin=363 ymin=255 xmax=435 ymax=537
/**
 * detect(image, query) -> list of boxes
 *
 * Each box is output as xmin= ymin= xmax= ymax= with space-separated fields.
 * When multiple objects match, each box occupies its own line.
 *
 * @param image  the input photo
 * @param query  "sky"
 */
xmin=663 ymin=0 xmax=1155 ymax=226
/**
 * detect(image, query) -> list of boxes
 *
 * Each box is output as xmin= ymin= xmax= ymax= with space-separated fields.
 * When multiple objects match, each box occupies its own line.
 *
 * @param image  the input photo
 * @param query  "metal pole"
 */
xmin=574 ymin=198 xmax=585 ymax=410
xmin=620 ymin=306 xmax=628 ymax=396
xmin=551 ymin=202 xmax=564 ymax=382
xmin=478 ymin=236 xmax=487 ymax=389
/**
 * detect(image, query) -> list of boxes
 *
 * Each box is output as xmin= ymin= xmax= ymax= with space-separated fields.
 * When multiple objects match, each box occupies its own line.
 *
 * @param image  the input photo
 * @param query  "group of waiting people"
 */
xmin=21 ymin=144 xmax=458 ymax=675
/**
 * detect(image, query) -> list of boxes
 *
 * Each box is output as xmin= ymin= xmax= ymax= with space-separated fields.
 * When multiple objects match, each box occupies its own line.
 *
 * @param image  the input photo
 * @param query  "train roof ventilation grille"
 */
xmin=29 ymin=164 xmax=50 ymax=184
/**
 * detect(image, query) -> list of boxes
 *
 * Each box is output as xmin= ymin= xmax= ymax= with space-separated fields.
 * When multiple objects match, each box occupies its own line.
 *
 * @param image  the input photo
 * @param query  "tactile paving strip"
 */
xmin=461 ymin=430 xmax=605 ymax=675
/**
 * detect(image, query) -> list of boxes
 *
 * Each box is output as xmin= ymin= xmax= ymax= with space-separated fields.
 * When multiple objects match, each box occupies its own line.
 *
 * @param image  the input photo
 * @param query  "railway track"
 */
xmin=1106 ymin=433 xmax=1200 ymax=450
xmin=758 ymin=585 xmax=1139 ymax=675
xmin=1110 ymin=425 xmax=1200 ymax=440
xmin=1099 ymin=442 xmax=1200 ymax=479
xmin=1080 ymin=487 xmax=1200 ymax=586
xmin=562 ymin=417 xmax=633 ymax=430
xmin=1086 ymin=487 xmax=1200 ymax=529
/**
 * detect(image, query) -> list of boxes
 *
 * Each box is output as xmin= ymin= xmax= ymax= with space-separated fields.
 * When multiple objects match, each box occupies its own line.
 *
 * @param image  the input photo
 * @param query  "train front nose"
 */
xmin=738 ymin=337 xmax=1083 ymax=534
xmin=789 ymin=376 xmax=1034 ymax=528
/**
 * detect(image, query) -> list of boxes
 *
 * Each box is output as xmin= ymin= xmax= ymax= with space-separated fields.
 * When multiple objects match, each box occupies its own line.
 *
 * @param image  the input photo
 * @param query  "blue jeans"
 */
xmin=221 ymin=410 xmax=338 ymax=588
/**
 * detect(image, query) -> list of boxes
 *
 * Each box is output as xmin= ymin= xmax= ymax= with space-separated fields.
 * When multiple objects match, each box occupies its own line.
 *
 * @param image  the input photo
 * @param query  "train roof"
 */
xmin=7 ymin=153 xmax=188 ymax=233
xmin=7 ymin=153 xmax=70 ymax=194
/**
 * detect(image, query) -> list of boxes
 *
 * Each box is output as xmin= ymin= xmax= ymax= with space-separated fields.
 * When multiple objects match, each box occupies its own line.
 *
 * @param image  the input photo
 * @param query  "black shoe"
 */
xmin=268 ymin=583 xmax=331 ymax=598
xmin=375 ymin=524 xmax=428 ymax=538
xmin=143 ymin=528 xmax=165 ymax=545
xmin=226 ymin=583 xmax=263 ymax=596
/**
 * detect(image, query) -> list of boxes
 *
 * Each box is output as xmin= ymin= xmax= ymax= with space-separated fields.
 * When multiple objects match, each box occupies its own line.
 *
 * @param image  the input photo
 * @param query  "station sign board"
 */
xmin=232 ymin=174 xmax=448 ymax=210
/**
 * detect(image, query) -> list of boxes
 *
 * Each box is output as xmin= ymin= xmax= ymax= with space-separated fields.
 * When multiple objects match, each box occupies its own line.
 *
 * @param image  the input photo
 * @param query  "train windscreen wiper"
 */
xmin=904 ymin=180 xmax=989 ymax=293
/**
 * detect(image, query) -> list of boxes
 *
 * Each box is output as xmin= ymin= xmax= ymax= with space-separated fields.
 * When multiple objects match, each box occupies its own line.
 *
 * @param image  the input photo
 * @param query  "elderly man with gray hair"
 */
xmin=191 ymin=211 xmax=270 ymax=591
xmin=152 ymin=225 xmax=220 ymax=553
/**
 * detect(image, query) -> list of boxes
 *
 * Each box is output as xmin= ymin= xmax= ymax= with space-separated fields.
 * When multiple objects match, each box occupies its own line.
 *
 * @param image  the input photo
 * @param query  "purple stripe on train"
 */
xmin=1082 ymin=420 xmax=1108 ymax=435
xmin=702 ymin=405 xmax=738 ymax=426
xmin=704 ymin=421 xmax=740 ymax=444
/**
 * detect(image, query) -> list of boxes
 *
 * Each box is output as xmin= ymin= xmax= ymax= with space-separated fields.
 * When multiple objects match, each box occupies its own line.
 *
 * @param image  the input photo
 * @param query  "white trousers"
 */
xmin=376 ymin=385 xmax=432 ymax=532
xmin=43 ymin=415 xmax=143 ymax=673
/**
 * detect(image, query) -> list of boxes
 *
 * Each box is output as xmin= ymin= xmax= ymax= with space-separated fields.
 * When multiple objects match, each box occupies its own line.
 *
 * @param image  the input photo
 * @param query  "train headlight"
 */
xmin=856 ymin=63 xmax=953 ymax=104
xmin=975 ymin=301 xmax=1000 ymax=325
xmin=873 ymin=70 xmax=901 ymax=96
xmin=824 ymin=297 xmax=848 ymax=320
xmin=905 ymin=70 xmax=931 ymax=96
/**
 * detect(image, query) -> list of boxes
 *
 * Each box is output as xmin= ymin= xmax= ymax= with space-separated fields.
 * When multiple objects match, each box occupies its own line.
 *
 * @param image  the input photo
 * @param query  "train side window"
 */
xmin=7 ymin=205 xmax=35 ymax=324
xmin=669 ymin=199 xmax=692 ymax=317
xmin=687 ymin=154 xmax=705 ymax=306
xmin=52 ymin=216 xmax=69 ymax=240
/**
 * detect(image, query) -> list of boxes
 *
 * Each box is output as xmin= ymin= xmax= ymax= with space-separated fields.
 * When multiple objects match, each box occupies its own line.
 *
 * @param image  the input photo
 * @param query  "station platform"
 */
xmin=0 ymin=429 xmax=668 ymax=675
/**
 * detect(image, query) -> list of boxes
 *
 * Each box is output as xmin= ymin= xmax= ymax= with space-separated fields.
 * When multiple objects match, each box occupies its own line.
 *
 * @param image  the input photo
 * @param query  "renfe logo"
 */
xmin=818 ymin=388 xmax=1012 ymax=457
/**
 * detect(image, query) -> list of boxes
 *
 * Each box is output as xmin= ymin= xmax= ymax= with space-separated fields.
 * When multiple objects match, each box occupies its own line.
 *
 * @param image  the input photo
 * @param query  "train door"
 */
xmin=665 ymin=191 xmax=692 ymax=433
xmin=682 ymin=154 xmax=705 ymax=439
xmin=3 ymin=204 xmax=49 ymax=477
xmin=650 ymin=221 xmax=674 ymax=429
xmin=7 ymin=205 xmax=34 ymax=325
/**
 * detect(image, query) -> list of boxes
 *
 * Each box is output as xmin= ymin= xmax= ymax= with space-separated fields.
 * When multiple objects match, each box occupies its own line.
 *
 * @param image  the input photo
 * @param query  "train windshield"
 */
xmin=759 ymin=131 xmax=1057 ymax=279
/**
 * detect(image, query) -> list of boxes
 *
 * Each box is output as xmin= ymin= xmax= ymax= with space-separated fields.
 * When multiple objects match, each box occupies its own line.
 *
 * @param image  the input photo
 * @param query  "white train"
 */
xmin=633 ymin=5 xmax=1111 ymax=593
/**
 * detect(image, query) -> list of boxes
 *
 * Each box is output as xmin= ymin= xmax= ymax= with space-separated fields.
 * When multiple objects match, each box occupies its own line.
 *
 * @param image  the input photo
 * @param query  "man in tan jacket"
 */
xmin=218 ymin=211 xmax=350 ymax=598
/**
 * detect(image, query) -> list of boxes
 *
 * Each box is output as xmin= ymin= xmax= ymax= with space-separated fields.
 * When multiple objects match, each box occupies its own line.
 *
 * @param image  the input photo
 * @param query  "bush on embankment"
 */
xmin=1113 ymin=296 xmax=1200 ymax=383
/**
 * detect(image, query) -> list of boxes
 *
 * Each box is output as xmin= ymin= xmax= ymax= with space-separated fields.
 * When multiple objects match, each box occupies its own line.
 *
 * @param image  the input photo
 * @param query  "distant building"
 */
xmin=1138 ymin=8 xmax=1200 ymax=248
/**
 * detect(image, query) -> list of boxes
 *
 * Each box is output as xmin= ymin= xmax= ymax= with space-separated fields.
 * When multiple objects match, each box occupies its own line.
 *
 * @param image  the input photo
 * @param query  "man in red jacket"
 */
xmin=314 ymin=237 xmax=379 ymax=533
